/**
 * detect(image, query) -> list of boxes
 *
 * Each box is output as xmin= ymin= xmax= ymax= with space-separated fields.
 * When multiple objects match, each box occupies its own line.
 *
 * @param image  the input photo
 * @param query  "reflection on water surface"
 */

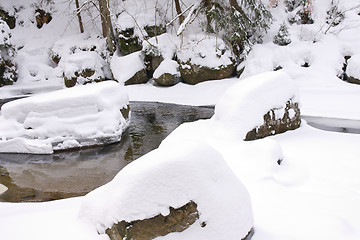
xmin=0 ymin=101 xmax=214 ymax=202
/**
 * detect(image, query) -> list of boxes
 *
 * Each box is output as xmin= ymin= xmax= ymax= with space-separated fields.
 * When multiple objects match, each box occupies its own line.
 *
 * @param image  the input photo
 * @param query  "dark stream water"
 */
xmin=0 ymin=101 xmax=214 ymax=202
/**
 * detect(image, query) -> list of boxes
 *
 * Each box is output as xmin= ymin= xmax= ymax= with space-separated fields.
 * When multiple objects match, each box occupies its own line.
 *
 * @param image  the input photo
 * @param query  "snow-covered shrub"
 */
xmin=0 ymin=81 xmax=130 ymax=154
xmin=80 ymin=140 xmax=254 ymax=240
xmin=177 ymin=35 xmax=235 ymax=85
xmin=287 ymin=0 xmax=314 ymax=24
xmin=273 ymin=22 xmax=291 ymax=46
xmin=0 ymin=20 xmax=17 ymax=86
xmin=60 ymin=51 xmax=109 ymax=87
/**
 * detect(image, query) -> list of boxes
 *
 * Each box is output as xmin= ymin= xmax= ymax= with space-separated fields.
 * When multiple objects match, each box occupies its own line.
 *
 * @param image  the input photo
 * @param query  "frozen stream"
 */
xmin=0 ymin=101 xmax=214 ymax=202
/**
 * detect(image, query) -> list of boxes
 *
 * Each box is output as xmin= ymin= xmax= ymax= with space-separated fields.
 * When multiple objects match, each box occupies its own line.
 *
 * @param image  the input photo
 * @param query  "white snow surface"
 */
xmin=80 ymin=141 xmax=253 ymax=240
xmin=0 ymin=81 xmax=129 ymax=154
xmin=346 ymin=55 xmax=360 ymax=80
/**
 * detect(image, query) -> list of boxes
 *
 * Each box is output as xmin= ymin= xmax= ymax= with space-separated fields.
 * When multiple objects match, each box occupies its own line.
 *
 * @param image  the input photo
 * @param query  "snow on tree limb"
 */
xmin=176 ymin=2 xmax=200 ymax=36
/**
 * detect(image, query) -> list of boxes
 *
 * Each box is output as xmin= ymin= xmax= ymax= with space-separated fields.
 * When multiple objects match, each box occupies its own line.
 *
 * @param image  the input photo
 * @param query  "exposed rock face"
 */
xmin=118 ymin=28 xmax=142 ymax=55
xmin=124 ymin=68 xmax=148 ymax=85
xmin=245 ymin=98 xmax=301 ymax=141
xmin=35 ymin=9 xmax=52 ymax=29
xmin=144 ymin=54 xmax=163 ymax=78
xmin=154 ymin=73 xmax=180 ymax=86
xmin=179 ymin=61 xmax=235 ymax=85
xmin=144 ymin=25 xmax=166 ymax=38
xmin=106 ymin=201 xmax=199 ymax=240
xmin=64 ymin=68 xmax=104 ymax=88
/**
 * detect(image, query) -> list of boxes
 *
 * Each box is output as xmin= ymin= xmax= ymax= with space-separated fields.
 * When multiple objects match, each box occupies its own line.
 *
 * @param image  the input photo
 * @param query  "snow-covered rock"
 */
xmin=110 ymin=51 xmax=148 ymax=85
xmin=214 ymin=71 xmax=300 ymax=140
xmin=61 ymin=51 xmax=108 ymax=87
xmin=177 ymin=35 xmax=235 ymax=85
xmin=80 ymin=140 xmax=253 ymax=240
xmin=0 ymin=81 xmax=130 ymax=154
xmin=346 ymin=55 xmax=360 ymax=84
xmin=153 ymin=59 xmax=180 ymax=86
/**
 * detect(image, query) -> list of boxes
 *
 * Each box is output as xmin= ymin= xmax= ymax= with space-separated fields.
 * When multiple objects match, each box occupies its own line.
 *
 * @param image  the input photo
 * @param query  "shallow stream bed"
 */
xmin=0 ymin=101 xmax=214 ymax=202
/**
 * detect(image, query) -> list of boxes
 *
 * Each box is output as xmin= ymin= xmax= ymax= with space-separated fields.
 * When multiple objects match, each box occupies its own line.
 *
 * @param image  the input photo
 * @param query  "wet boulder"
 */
xmin=177 ymin=35 xmax=235 ymax=85
xmin=153 ymin=59 xmax=180 ymax=86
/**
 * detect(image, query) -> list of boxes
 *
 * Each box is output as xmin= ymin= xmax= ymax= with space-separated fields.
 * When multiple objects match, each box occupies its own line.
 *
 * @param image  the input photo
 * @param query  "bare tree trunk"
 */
xmin=98 ymin=0 xmax=117 ymax=54
xmin=174 ymin=0 xmax=184 ymax=24
xmin=75 ymin=0 xmax=84 ymax=33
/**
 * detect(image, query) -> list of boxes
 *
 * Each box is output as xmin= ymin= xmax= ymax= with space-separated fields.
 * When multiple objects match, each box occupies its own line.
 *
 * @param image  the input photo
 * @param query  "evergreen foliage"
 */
xmin=0 ymin=20 xmax=17 ymax=87
xmin=202 ymin=0 xmax=272 ymax=62
xmin=273 ymin=22 xmax=291 ymax=46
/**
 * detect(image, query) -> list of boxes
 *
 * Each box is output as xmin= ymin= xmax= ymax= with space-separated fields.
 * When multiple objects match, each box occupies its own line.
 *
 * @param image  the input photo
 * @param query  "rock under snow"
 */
xmin=346 ymin=55 xmax=360 ymax=84
xmin=80 ymin=140 xmax=253 ymax=240
xmin=153 ymin=59 xmax=180 ymax=86
xmin=213 ymin=71 xmax=300 ymax=140
xmin=111 ymin=51 xmax=148 ymax=85
xmin=177 ymin=35 xmax=235 ymax=85
xmin=0 ymin=81 xmax=130 ymax=154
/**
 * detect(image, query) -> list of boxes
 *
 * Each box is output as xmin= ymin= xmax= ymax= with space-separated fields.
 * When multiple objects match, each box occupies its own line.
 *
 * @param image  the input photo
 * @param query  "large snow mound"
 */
xmin=80 ymin=140 xmax=253 ymax=240
xmin=213 ymin=71 xmax=299 ymax=140
xmin=346 ymin=55 xmax=360 ymax=80
xmin=0 ymin=81 xmax=129 ymax=154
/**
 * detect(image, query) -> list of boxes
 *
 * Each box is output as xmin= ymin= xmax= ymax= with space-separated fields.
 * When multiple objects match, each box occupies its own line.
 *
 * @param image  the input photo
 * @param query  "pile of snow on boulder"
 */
xmin=80 ymin=141 xmax=254 ymax=240
xmin=0 ymin=81 xmax=129 ymax=154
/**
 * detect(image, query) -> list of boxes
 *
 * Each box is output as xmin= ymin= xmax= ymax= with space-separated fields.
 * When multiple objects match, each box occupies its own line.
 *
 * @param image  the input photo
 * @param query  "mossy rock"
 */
xmin=179 ymin=61 xmax=235 ymax=85
xmin=144 ymin=25 xmax=166 ymax=38
xmin=118 ymin=28 xmax=142 ymax=55
xmin=124 ymin=68 xmax=148 ymax=85
xmin=154 ymin=73 xmax=180 ymax=86
xmin=0 ymin=7 xmax=16 ymax=29
xmin=245 ymin=99 xmax=301 ymax=141
xmin=64 ymin=68 xmax=103 ymax=88
xmin=106 ymin=201 xmax=199 ymax=240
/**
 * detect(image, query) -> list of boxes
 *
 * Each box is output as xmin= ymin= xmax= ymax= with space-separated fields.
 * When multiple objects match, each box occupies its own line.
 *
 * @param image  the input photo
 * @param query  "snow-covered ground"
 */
xmin=1 ymin=0 xmax=360 ymax=240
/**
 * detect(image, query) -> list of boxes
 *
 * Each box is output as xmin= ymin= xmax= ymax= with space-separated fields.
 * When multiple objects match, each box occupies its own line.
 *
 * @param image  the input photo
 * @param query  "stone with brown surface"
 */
xmin=106 ymin=201 xmax=199 ymax=240
xmin=245 ymin=98 xmax=301 ymax=141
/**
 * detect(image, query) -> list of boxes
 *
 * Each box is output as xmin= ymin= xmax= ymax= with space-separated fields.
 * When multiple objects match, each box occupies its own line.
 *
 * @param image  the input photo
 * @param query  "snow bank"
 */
xmin=110 ymin=51 xmax=145 ymax=84
xmin=80 ymin=141 xmax=253 ymax=240
xmin=213 ymin=71 xmax=299 ymax=140
xmin=0 ymin=81 xmax=129 ymax=154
